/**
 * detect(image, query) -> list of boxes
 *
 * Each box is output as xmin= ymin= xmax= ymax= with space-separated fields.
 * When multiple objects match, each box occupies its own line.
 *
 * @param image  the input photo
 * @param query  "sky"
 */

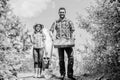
xmin=9 ymin=0 xmax=95 ymax=49
xmin=10 ymin=0 xmax=94 ymax=29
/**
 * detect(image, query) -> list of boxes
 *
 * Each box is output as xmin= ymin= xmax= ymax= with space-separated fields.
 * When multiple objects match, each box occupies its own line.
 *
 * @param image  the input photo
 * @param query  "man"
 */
xmin=50 ymin=7 xmax=76 ymax=80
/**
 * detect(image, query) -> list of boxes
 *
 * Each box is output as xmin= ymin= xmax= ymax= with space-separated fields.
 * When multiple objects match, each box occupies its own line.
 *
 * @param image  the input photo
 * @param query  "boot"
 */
xmin=34 ymin=68 xmax=38 ymax=78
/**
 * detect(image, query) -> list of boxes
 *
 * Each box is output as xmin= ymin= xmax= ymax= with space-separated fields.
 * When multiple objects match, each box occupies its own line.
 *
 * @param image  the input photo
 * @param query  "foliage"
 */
xmin=77 ymin=0 xmax=120 ymax=78
xmin=0 ymin=0 xmax=32 ymax=79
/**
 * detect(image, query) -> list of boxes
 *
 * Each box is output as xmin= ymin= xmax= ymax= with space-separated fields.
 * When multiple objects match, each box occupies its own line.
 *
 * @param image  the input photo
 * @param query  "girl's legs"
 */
xmin=34 ymin=67 xmax=38 ymax=77
xmin=37 ymin=67 xmax=42 ymax=77
xmin=38 ymin=48 xmax=44 ymax=77
xmin=33 ymin=48 xmax=39 ymax=78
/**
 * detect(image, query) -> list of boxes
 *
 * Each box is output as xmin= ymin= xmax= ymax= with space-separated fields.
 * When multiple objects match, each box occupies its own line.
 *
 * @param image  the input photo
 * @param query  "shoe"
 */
xmin=68 ymin=76 xmax=76 ymax=80
xmin=33 ymin=73 xmax=37 ymax=78
xmin=37 ymin=74 xmax=41 ymax=78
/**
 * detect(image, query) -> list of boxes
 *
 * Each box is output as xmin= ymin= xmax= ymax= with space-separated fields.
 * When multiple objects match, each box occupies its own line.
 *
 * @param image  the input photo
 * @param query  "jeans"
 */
xmin=33 ymin=48 xmax=44 ymax=68
xmin=58 ymin=47 xmax=74 ymax=77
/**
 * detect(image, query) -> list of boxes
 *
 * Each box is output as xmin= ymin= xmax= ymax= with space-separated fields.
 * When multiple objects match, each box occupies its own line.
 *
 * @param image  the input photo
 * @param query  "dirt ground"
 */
xmin=17 ymin=72 xmax=103 ymax=80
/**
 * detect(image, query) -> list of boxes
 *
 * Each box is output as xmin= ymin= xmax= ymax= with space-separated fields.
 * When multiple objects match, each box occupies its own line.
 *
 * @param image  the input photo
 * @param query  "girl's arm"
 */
xmin=29 ymin=34 xmax=35 ymax=44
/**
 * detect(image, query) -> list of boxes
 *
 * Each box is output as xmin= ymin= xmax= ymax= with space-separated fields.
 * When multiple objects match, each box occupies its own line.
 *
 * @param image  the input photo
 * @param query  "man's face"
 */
xmin=59 ymin=9 xmax=66 ymax=19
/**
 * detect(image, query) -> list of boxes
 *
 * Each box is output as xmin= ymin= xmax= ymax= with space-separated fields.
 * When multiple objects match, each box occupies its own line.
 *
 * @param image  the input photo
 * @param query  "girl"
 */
xmin=30 ymin=24 xmax=46 ymax=78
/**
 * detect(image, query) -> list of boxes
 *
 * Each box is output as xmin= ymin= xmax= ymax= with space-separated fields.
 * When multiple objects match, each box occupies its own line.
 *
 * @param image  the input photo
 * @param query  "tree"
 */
xmin=0 ymin=0 xmax=31 ymax=79
xmin=78 ymin=0 xmax=120 ymax=79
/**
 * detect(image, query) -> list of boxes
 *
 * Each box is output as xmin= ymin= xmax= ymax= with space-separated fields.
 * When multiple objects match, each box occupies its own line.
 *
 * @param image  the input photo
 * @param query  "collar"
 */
xmin=58 ymin=17 xmax=67 ymax=22
xmin=34 ymin=31 xmax=43 ymax=34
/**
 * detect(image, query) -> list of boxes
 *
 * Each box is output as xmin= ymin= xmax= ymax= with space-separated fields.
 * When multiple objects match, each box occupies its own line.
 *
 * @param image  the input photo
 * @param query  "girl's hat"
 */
xmin=33 ymin=24 xmax=44 ymax=30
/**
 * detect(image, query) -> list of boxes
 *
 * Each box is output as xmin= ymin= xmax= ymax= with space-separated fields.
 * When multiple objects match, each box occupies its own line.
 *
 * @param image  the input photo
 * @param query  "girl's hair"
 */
xmin=33 ymin=24 xmax=44 ymax=33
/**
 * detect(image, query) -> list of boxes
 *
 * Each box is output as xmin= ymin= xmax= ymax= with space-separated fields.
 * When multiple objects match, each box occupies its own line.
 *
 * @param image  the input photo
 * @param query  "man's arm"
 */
xmin=50 ymin=22 xmax=56 ymax=33
xmin=49 ymin=22 xmax=56 ymax=41
xmin=69 ymin=20 xmax=75 ymax=33
xmin=69 ymin=20 xmax=75 ymax=39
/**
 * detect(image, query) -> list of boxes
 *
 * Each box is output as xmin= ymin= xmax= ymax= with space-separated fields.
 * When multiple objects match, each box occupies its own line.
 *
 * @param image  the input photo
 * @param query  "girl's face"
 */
xmin=35 ymin=25 xmax=42 ymax=32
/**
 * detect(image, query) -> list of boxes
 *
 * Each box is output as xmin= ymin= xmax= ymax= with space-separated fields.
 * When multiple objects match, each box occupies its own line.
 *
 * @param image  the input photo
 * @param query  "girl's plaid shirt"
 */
xmin=31 ymin=31 xmax=46 ymax=48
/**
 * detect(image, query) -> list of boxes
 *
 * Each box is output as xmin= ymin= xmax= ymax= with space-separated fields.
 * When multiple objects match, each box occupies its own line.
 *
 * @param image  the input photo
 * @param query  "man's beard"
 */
xmin=60 ymin=14 xmax=65 ymax=19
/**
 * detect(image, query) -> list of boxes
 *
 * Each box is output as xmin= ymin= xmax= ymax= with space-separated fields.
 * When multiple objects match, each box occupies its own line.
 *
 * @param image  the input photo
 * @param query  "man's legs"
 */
xmin=65 ymin=47 xmax=74 ymax=78
xmin=58 ymin=48 xmax=65 ymax=76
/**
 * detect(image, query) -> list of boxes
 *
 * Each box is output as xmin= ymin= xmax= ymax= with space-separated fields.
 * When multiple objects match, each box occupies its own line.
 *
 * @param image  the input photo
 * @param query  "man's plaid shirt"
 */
xmin=50 ymin=18 xmax=75 ymax=40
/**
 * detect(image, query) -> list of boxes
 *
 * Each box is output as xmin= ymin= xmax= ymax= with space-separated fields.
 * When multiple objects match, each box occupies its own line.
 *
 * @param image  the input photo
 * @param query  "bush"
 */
xmin=77 ymin=0 xmax=120 ymax=77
